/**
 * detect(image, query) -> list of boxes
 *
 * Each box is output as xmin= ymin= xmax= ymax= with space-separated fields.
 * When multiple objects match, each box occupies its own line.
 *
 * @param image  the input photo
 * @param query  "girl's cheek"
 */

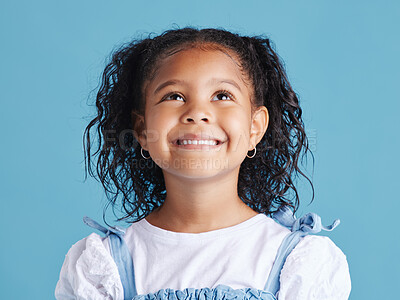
xmin=221 ymin=113 xmax=251 ymax=152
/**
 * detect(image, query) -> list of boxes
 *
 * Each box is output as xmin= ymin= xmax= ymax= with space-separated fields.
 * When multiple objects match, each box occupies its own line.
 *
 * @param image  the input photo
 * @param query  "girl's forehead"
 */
xmin=144 ymin=46 xmax=252 ymax=92
xmin=162 ymin=48 xmax=240 ymax=72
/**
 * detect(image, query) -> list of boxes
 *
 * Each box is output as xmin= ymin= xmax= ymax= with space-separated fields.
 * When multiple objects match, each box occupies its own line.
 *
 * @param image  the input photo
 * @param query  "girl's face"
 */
xmin=135 ymin=46 xmax=268 ymax=180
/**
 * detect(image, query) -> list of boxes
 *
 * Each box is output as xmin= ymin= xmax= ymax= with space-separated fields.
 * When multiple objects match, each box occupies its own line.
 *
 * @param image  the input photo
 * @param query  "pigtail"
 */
xmin=237 ymin=36 xmax=314 ymax=214
xmin=83 ymin=37 xmax=167 ymax=224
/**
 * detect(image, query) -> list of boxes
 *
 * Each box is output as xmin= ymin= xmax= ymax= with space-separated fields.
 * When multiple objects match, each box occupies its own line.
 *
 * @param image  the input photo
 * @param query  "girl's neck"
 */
xmin=145 ymin=169 xmax=259 ymax=233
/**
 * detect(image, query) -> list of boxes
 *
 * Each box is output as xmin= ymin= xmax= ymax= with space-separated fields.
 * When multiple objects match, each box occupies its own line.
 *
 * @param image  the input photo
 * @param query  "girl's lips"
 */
xmin=172 ymin=141 xmax=225 ymax=150
xmin=171 ymin=133 xmax=224 ymax=145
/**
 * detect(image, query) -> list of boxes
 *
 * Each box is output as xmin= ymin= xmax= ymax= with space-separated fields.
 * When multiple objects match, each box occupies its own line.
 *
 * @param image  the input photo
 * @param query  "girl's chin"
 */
xmin=159 ymin=159 xmax=232 ymax=176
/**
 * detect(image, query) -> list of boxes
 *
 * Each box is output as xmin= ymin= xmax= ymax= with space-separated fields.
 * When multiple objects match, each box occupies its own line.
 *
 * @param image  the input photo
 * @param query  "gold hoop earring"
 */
xmin=140 ymin=147 xmax=151 ymax=159
xmin=246 ymin=147 xmax=256 ymax=158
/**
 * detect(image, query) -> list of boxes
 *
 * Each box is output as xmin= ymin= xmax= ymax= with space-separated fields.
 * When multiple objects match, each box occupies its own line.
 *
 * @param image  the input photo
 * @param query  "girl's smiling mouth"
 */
xmin=171 ymin=133 xmax=226 ymax=150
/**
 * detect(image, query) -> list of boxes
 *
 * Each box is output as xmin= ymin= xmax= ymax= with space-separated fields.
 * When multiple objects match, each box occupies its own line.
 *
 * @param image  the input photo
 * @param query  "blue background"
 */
xmin=1 ymin=0 xmax=399 ymax=299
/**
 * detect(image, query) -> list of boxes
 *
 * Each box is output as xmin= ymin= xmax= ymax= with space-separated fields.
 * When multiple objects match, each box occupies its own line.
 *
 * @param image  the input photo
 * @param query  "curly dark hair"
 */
xmin=83 ymin=27 xmax=314 ymax=223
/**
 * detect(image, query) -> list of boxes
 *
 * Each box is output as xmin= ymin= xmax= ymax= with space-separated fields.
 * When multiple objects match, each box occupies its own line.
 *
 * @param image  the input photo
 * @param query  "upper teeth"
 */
xmin=179 ymin=139 xmax=218 ymax=145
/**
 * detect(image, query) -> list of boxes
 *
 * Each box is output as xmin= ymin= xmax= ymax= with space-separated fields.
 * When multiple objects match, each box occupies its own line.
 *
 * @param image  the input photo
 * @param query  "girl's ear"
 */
xmin=131 ymin=111 xmax=148 ymax=150
xmin=249 ymin=106 xmax=269 ymax=150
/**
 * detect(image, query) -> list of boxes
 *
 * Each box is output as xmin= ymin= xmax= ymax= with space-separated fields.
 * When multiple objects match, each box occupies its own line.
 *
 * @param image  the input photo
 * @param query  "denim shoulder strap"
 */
xmin=83 ymin=216 xmax=138 ymax=300
xmin=263 ymin=206 xmax=340 ymax=296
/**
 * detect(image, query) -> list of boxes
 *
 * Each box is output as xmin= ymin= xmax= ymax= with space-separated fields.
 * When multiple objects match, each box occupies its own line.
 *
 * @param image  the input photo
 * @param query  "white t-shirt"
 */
xmin=55 ymin=213 xmax=351 ymax=300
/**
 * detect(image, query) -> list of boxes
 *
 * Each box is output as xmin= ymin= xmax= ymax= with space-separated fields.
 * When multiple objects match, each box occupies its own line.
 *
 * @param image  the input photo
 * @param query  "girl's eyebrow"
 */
xmin=209 ymin=78 xmax=242 ymax=92
xmin=153 ymin=78 xmax=242 ymax=95
xmin=154 ymin=80 xmax=182 ymax=95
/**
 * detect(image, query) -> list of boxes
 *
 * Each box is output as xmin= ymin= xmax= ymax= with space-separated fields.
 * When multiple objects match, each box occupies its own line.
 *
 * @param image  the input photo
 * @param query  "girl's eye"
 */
xmin=163 ymin=93 xmax=185 ymax=101
xmin=162 ymin=91 xmax=234 ymax=102
xmin=212 ymin=91 xmax=234 ymax=101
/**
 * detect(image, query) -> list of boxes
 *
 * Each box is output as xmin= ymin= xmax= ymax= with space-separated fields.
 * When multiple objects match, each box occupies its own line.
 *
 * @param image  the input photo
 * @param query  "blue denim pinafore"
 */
xmin=84 ymin=206 xmax=339 ymax=300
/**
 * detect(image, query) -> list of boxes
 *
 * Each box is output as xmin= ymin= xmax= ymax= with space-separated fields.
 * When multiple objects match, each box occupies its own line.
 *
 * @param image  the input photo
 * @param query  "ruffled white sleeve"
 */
xmin=55 ymin=233 xmax=124 ymax=300
xmin=277 ymin=235 xmax=351 ymax=300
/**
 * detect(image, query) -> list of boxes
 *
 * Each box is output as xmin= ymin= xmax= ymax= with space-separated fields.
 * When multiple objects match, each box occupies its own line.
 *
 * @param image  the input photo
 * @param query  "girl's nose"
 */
xmin=185 ymin=115 xmax=209 ymax=123
xmin=181 ymin=102 xmax=212 ymax=124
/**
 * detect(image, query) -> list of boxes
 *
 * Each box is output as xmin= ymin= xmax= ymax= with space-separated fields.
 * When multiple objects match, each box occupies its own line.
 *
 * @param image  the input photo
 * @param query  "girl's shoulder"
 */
xmin=261 ymin=206 xmax=351 ymax=299
xmin=55 ymin=232 xmax=123 ymax=299
xmin=272 ymin=211 xmax=351 ymax=300
xmin=278 ymin=234 xmax=351 ymax=299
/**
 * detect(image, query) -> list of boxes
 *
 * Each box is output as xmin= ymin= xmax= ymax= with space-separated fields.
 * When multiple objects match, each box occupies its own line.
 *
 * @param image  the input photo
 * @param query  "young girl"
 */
xmin=55 ymin=27 xmax=351 ymax=300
